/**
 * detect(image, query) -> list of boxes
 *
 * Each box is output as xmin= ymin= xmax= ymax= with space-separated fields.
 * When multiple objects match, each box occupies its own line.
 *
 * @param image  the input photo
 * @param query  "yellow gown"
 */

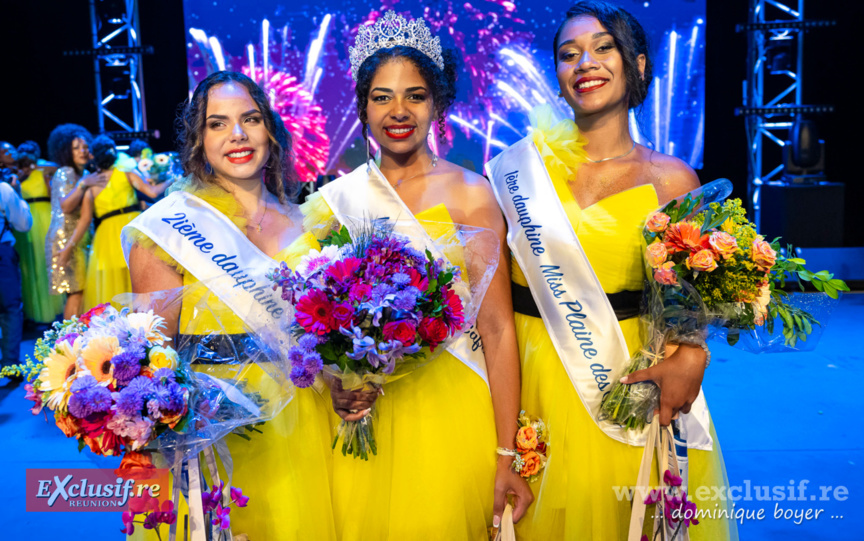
xmin=128 ymin=182 xmax=337 ymax=541
xmin=303 ymin=192 xmax=497 ymax=541
xmin=14 ymin=169 xmax=65 ymax=322
xmin=83 ymin=168 xmax=141 ymax=310
xmin=512 ymin=124 xmax=737 ymax=540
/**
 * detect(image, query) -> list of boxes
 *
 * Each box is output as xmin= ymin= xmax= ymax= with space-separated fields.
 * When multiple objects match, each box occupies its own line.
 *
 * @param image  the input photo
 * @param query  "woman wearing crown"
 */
xmin=300 ymin=10 xmax=533 ymax=540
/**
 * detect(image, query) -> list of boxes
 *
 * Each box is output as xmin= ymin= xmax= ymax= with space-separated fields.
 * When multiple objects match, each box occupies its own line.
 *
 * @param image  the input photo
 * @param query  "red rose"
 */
xmin=332 ymin=302 xmax=355 ymax=330
xmin=349 ymin=283 xmax=372 ymax=302
xmin=383 ymin=320 xmax=418 ymax=345
xmin=419 ymin=317 xmax=449 ymax=351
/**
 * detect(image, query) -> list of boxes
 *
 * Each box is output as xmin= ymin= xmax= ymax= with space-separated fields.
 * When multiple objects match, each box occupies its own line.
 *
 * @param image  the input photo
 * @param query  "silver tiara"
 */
xmin=349 ymin=10 xmax=444 ymax=81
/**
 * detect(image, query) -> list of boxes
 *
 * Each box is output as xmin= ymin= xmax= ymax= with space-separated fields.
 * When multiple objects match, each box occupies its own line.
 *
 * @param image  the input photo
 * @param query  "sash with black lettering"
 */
xmin=120 ymin=190 xmax=286 ymax=334
xmin=319 ymin=162 xmax=490 ymax=387
xmin=486 ymin=136 xmax=712 ymax=449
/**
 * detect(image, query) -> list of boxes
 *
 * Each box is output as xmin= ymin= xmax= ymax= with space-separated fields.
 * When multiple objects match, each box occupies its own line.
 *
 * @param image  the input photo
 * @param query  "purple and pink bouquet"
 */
xmin=270 ymin=225 xmax=469 ymax=459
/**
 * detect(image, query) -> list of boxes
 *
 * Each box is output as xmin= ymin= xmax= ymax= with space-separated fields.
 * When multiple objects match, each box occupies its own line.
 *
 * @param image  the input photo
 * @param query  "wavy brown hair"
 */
xmin=177 ymin=71 xmax=298 ymax=203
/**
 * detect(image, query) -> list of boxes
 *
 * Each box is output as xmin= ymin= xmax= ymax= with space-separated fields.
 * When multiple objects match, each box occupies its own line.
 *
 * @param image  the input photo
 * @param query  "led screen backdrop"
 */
xmin=184 ymin=0 xmax=706 ymax=182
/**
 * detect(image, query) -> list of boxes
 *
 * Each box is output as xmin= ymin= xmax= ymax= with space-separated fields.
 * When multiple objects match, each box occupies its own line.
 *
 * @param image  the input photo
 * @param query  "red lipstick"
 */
xmin=384 ymin=125 xmax=416 ymax=140
xmin=226 ymin=147 xmax=254 ymax=164
xmin=574 ymin=76 xmax=609 ymax=94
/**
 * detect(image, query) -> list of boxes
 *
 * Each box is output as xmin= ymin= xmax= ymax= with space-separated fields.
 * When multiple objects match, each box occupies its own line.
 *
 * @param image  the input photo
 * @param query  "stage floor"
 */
xmin=1 ymin=293 xmax=861 ymax=539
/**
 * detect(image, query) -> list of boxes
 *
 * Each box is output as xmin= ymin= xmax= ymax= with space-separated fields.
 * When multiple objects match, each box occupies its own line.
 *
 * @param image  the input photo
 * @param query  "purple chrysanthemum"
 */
xmin=391 ymin=273 xmax=411 ymax=287
xmin=114 ymin=376 xmax=156 ymax=417
xmin=392 ymin=287 xmax=420 ymax=311
xmin=70 ymin=374 xmax=99 ymax=393
xmin=155 ymin=382 xmax=186 ymax=412
xmin=68 ymin=382 xmax=112 ymax=418
xmin=290 ymin=365 xmax=316 ymax=388
xmin=288 ymin=346 xmax=305 ymax=367
xmin=147 ymin=398 xmax=161 ymax=419
xmin=302 ymin=351 xmax=323 ymax=373
xmin=298 ymin=334 xmax=319 ymax=351
xmin=153 ymin=367 xmax=176 ymax=383
xmin=112 ymin=350 xmax=144 ymax=386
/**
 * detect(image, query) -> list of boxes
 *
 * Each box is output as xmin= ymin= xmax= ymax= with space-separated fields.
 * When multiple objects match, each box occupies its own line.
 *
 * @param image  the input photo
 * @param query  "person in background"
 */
xmin=44 ymin=124 xmax=105 ymax=318
xmin=0 ymin=142 xmax=20 ymax=190
xmin=127 ymin=138 xmax=158 ymax=207
xmin=14 ymin=141 xmax=65 ymax=324
xmin=62 ymin=135 xmax=171 ymax=310
xmin=0 ymin=164 xmax=33 ymax=369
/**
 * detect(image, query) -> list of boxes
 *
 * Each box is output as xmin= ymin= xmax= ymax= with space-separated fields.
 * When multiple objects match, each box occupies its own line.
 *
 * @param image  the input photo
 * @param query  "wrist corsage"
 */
xmin=496 ymin=411 xmax=549 ymax=482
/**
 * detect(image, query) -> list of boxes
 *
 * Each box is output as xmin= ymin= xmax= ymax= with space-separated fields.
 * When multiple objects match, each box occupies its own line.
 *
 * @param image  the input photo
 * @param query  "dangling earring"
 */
xmin=557 ymin=90 xmax=563 ymax=98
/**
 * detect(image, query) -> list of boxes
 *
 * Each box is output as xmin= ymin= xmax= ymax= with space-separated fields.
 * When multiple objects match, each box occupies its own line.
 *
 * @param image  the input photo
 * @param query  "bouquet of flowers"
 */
xmin=599 ymin=180 xmax=849 ymax=430
xmin=270 ymin=220 xmax=495 ymax=459
xmin=2 ymin=303 xmax=191 ymax=469
xmin=138 ymin=152 xmax=181 ymax=183
xmin=507 ymin=411 xmax=549 ymax=483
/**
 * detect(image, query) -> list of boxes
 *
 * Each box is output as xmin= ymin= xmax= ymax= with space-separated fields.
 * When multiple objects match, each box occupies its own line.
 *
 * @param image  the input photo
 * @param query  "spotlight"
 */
xmin=782 ymin=117 xmax=825 ymax=184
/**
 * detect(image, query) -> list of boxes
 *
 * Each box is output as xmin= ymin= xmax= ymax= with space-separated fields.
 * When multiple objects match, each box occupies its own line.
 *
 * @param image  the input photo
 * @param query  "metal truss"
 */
xmin=736 ymin=0 xmax=835 ymax=228
xmin=88 ymin=0 xmax=150 ymax=140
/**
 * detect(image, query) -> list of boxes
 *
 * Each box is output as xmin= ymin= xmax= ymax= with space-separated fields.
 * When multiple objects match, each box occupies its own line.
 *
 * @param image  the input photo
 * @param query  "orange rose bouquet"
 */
xmin=498 ymin=411 xmax=549 ymax=482
xmin=600 ymin=180 xmax=849 ymax=430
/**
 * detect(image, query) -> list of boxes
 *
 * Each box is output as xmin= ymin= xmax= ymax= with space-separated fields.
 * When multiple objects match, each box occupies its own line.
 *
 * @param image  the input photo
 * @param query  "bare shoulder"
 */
xmin=642 ymin=149 xmax=700 ymax=204
xmin=437 ymin=161 xmax=504 ymax=231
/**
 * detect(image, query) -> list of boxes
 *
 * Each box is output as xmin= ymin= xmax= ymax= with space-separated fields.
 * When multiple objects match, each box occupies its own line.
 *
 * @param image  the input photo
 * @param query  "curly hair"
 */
xmin=354 ymin=45 xmax=459 ymax=143
xmin=176 ymin=71 xmax=298 ymax=203
xmin=128 ymin=139 xmax=151 ymax=159
xmin=91 ymin=135 xmax=118 ymax=171
xmin=553 ymin=1 xmax=653 ymax=109
xmin=16 ymin=141 xmax=40 ymax=168
xmin=47 ymin=124 xmax=93 ymax=172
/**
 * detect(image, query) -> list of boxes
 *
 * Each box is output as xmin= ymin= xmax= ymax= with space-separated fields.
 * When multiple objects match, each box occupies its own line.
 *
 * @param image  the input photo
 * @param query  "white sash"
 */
xmin=486 ymin=136 xmax=712 ymax=450
xmin=319 ymin=162 xmax=490 ymax=387
xmin=120 ymin=191 xmax=286 ymax=334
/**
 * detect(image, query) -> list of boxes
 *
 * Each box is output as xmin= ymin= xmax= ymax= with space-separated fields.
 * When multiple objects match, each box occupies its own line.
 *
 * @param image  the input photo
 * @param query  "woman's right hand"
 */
xmin=80 ymin=171 xmax=109 ymax=189
xmin=323 ymin=372 xmax=380 ymax=422
xmin=57 ymin=246 xmax=73 ymax=268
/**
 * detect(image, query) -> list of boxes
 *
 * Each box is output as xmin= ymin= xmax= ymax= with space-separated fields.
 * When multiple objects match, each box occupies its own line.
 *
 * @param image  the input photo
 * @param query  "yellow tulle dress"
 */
xmin=14 ymin=169 xmax=64 ymax=322
xmin=83 ymin=168 xmax=141 ymax=310
xmin=302 ymin=192 xmax=497 ymax=541
xmin=127 ymin=182 xmax=337 ymax=541
xmin=512 ymin=119 xmax=737 ymax=540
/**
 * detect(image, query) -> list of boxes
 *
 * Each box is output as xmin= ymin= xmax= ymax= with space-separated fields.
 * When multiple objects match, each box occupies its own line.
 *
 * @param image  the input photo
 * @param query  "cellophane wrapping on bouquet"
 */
xmin=118 ymin=277 xmax=297 ymax=465
xmin=599 ymin=179 xmax=849 ymax=431
xmin=269 ymin=215 xmax=499 ymax=459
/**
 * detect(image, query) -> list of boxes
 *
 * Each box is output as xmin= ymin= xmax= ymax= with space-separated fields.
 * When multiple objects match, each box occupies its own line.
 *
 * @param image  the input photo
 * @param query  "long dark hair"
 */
xmin=354 ymin=45 xmax=459 ymax=143
xmin=554 ymin=1 xmax=653 ymax=109
xmin=177 ymin=71 xmax=298 ymax=203
xmin=47 ymin=124 xmax=93 ymax=173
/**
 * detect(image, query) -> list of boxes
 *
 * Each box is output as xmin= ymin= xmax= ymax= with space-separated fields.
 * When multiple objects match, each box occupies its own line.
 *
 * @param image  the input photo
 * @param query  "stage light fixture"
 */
xmin=782 ymin=117 xmax=825 ymax=184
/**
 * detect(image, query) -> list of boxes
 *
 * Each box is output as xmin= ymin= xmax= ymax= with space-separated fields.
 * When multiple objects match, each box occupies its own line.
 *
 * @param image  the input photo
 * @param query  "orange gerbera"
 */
xmin=39 ymin=337 xmax=84 ymax=411
xmin=81 ymin=335 xmax=121 ymax=384
xmin=664 ymin=222 xmax=710 ymax=254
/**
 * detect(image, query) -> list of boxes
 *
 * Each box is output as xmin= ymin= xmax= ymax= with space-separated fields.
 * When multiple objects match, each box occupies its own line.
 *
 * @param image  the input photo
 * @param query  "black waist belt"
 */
xmin=25 ymin=196 xmax=51 ymax=204
xmin=94 ymin=204 xmax=139 ymax=231
xmin=512 ymin=281 xmax=642 ymax=321
xmin=176 ymin=333 xmax=260 ymax=365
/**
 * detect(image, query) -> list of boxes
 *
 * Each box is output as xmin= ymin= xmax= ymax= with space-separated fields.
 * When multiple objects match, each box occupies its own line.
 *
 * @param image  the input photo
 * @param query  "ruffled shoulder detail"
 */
xmin=129 ymin=177 xmax=250 ymax=275
xmin=300 ymin=191 xmax=338 ymax=240
xmin=529 ymin=104 xmax=588 ymax=183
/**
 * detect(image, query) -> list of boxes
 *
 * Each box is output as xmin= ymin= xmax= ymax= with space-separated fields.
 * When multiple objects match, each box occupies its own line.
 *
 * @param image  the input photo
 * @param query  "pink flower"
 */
xmin=230 ymin=486 xmax=250 ymax=508
xmin=325 ymin=257 xmax=361 ymax=283
xmin=24 ymin=383 xmax=44 ymax=415
xmin=645 ymin=242 xmax=668 ymax=268
xmin=441 ymin=288 xmax=465 ymax=333
xmin=751 ymin=236 xmax=777 ymax=271
xmin=121 ymin=510 xmax=136 ymax=535
xmin=653 ymin=261 xmax=679 ymax=286
xmin=295 ymin=289 xmax=335 ymax=335
xmin=646 ymin=212 xmax=671 ymax=233
xmin=686 ymin=249 xmax=718 ymax=273
xmin=212 ymin=503 xmax=231 ymax=530
xmin=348 ymin=283 xmax=372 ymax=302
xmin=708 ymin=231 xmax=738 ymax=260
xmin=331 ymin=302 xmax=354 ymax=330
xmin=664 ymin=469 xmax=683 ymax=487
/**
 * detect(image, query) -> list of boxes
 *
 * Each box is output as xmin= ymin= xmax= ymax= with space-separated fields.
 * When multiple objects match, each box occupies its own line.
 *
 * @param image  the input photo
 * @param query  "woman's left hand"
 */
xmin=620 ymin=343 xmax=706 ymax=426
xmin=493 ymin=455 xmax=534 ymax=527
